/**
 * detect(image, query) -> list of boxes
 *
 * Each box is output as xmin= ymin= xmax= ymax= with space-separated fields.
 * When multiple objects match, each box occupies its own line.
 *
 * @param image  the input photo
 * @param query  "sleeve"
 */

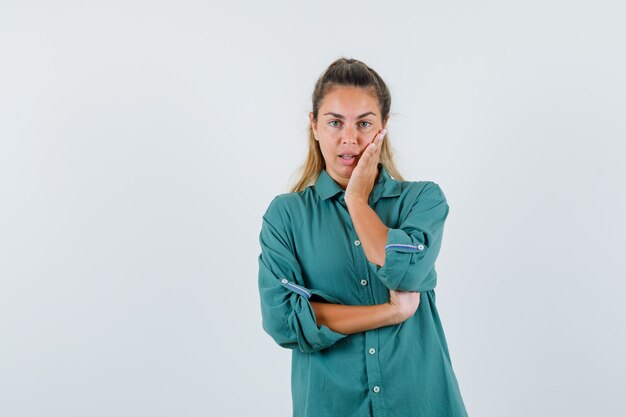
xmin=257 ymin=200 xmax=349 ymax=353
xmin=371 ymin=182 xmax=450 ymax=292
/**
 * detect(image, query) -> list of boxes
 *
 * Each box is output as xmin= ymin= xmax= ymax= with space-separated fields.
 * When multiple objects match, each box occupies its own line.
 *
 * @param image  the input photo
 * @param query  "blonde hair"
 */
xmin=290 ymin=57 xmax=404 ymax=192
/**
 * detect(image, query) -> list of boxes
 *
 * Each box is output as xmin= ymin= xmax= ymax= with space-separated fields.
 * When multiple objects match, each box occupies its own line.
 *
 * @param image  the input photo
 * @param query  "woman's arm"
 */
xmin=310 ymin=302 xmax=396 ymax=335
xmin=310 ymin=290 xmax=421 ymax=335
xmin=345 ymin=198 xmax=388 ymax=267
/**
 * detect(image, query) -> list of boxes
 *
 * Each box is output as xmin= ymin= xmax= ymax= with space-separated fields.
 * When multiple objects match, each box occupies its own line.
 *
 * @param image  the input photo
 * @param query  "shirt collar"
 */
xmin=314 ymin=163 xmax=402 ymax=204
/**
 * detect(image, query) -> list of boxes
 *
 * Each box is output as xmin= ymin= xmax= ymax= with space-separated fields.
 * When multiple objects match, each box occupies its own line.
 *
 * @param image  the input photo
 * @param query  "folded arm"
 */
xmin=310 ymin=301 xmax=397 ymax=335
xmin=258 ymin=209 xmax=348 ymax=353
xmin=311 ymin=287 xmax=421 ymax=334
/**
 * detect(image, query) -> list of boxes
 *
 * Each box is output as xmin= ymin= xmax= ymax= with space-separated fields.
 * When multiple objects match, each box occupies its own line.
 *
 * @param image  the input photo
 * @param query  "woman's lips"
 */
xmin=338 ymin=154 xmax=358 ymax=166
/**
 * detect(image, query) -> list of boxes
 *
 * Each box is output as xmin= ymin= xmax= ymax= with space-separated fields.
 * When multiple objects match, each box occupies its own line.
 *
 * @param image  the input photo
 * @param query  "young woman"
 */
xmin=258 ymin=57 xmax=468 ymax=417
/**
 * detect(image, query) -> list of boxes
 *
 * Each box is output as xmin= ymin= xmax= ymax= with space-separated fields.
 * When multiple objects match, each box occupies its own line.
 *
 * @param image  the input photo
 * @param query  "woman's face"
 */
xmin=309 ymin=86 xmax=387 ymax=189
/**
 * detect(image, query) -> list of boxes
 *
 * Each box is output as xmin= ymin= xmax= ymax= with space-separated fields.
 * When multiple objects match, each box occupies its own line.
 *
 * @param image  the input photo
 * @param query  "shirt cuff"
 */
xmin=279 ymin=278 xmax=349 ymax=353
xmin=370 ymin=227 xmax=434 ymax=291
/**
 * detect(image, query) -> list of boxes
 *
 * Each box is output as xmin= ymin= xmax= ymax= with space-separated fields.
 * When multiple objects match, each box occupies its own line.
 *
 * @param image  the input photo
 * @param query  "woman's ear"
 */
xmin=382 ymin=116 xmax=389 ymax=130
xmin=309 ymin=112 xmax=318 ymax=140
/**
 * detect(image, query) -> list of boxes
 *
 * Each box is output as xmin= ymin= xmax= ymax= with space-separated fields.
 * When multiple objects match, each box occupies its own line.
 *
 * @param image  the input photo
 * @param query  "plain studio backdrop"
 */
xmin=1 ymin=1 xmax=625 ymax=416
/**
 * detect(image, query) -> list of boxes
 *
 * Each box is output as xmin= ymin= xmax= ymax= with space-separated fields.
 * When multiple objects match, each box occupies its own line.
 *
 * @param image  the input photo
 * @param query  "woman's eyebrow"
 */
xmin=323 ymin=111 xmax=377 ymax=119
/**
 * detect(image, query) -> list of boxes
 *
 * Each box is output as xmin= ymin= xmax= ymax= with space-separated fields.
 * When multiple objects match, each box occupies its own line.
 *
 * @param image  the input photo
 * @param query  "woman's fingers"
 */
xmin=371 ymin=128 xmax=386 ymax=158
xmin=370 ymin=129 xmax=385 ymax=150
xmin=365 ymin=128 xmax=386 ymax=166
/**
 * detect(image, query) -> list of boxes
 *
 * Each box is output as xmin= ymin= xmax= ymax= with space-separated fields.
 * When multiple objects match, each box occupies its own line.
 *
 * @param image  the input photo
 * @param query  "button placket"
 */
xmin=351 ymin=223 xmax=382 ymax=401
xmin=364 ymin=324 xmax=382 ymax=406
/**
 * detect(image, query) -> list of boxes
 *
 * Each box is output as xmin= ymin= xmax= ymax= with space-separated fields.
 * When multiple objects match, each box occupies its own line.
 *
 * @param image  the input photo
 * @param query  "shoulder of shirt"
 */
xmin=397 ymin=179 xmax=446 ymax=201
xmin=266 ymin=188 xmax=310 ymax=208
xmin=261 ymin=188 xmax=311 ymax=229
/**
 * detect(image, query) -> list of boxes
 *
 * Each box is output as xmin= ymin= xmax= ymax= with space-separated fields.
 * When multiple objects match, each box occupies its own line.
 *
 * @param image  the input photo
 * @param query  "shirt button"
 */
xmin=281 ymin=278 xmax=288 ymax=284
xmin=360 ymin=279 xmax=368 ymax=286
xmin=373 ymin=386 xmax=380 ymax=393
xmin=369 ymin=348 xmax=376 ymax=355
xmin=354 ymin=240 xmax=361 ymax=246
xmin=417 ymin=244 xmax=425 ymax=250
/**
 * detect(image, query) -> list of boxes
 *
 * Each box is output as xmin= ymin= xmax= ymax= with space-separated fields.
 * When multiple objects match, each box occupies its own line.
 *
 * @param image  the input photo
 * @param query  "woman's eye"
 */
xmin=329 ymin=120 xmax=371 ymax=128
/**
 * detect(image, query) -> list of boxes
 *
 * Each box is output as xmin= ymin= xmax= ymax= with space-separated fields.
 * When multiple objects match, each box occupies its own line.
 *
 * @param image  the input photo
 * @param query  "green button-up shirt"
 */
xmin=258 ymin=163 xmax=468 ymax=417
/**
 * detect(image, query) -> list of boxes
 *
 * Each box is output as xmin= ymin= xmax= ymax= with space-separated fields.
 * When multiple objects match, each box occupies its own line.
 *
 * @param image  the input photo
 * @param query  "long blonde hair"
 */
xmin=290 ymin=57 xmax=404 ymax=192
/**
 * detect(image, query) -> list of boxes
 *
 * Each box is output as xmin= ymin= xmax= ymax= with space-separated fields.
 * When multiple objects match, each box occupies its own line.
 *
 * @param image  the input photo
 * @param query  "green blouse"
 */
xmin=257 ymin=163 xmax=468 ymax=417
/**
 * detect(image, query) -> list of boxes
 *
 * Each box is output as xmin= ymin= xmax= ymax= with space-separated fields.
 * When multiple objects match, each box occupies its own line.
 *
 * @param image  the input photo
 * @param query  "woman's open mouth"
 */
xmin=338 ymin=154 xmax=358 ymax=166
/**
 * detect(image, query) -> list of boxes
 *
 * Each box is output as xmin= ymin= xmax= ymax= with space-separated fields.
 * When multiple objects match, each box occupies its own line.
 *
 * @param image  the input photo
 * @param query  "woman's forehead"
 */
xmin=320 ymin=87 xmax=379 ymax=117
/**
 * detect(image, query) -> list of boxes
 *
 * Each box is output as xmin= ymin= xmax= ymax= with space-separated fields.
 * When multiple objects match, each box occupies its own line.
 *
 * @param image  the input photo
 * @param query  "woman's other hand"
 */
xmin=388 ymin=289 xmax=421 ymax=324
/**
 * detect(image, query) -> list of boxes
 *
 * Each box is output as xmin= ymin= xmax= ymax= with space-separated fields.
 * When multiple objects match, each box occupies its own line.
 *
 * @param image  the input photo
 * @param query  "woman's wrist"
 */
xmin=370 ymin=302 xmax=402 ymax=328
xmin=383 ymin=302 xmax=403 ymax=325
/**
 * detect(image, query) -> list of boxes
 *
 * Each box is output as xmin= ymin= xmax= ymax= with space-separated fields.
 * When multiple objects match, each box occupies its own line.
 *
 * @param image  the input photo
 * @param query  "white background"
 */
xmin=1 ymin=1 xmax=625 ymax=416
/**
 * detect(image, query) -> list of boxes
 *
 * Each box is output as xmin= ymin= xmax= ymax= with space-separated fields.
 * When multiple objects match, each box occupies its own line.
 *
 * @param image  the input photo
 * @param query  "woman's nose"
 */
xmin=341 ymin=126 xmax=358 ymax=144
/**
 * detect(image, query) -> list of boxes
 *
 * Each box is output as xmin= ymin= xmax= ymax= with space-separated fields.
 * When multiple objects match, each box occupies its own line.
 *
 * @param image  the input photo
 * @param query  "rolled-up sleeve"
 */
xmin=372 ymin=182 xmax=449 ymax=292
xmin=258 ymin=199 xmax=348 ymax=353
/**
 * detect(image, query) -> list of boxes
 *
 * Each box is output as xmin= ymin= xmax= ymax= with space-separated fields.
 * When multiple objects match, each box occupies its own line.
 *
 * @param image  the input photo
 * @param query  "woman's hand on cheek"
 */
xmin=345 ymin=128 xmax=387 ymax=204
